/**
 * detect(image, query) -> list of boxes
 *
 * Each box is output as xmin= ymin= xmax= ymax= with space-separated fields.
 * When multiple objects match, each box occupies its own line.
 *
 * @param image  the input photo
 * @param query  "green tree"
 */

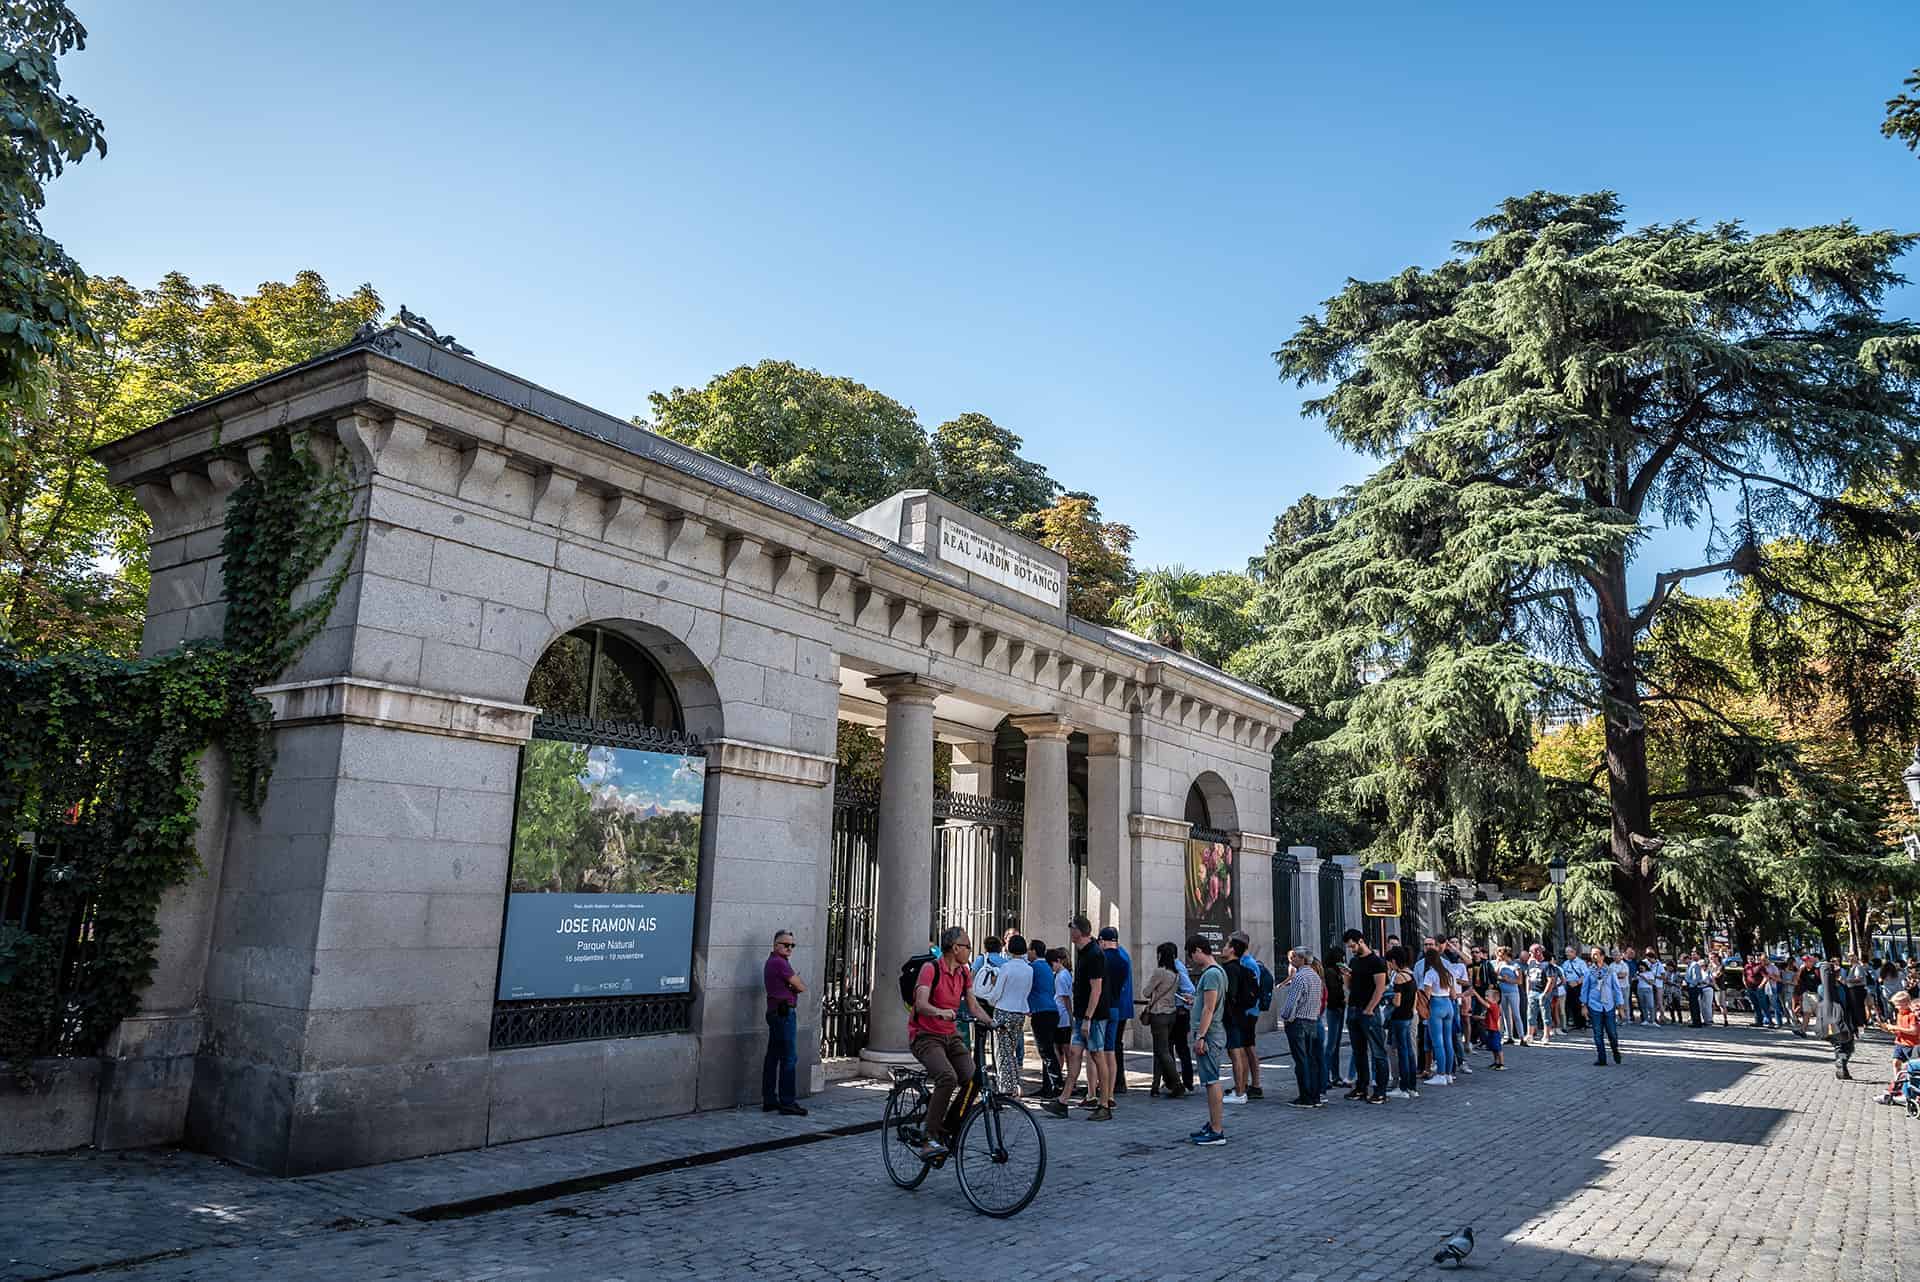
xmin=643 ymin=360 xmax=930 ymax=517
xmin=928 ymin=411 xmax=1059 ymax=526
xmin=1015 ymin=491 xmax=1136 ymax=624
xmin=0 ymin=2 xmax=105 ymax=410
xmin=0 ymin=271 xmax=381 ymax=655
xmin=1109 ymin=566 xmax=1253 ymax=665
xmin=1885 ymin=66 xmax=1920 ymax=154
xmin=1274 ymin=192 xmax=1920 ymax=941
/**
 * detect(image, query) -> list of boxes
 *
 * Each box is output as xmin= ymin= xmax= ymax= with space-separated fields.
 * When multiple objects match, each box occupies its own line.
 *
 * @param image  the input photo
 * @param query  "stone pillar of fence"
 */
xmin=1289 ymin=846 xmax=1321 ymax=958
xmin=1333 ymin=854 xmax=1363 ymax=937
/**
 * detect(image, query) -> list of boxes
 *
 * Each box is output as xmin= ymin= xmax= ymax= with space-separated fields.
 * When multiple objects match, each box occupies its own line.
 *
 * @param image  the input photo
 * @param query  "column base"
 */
xmin=856 ymin=1047 xmax=918 ymax=1080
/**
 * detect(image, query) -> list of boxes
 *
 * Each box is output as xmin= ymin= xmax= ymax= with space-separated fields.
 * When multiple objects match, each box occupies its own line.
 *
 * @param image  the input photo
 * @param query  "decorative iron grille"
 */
xmin=822 ymin=780 xmax=880 ymax=1059
xmin=1272 ymin=852 xmax=1299 ymax=958
xmin=1319 ymin=861 xmax=1344 ymax=955
xmin=490 ymin=993 xmax=695 ymax=1048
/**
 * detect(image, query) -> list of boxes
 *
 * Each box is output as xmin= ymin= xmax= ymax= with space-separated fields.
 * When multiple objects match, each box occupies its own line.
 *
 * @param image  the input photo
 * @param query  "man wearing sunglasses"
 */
xmin=763 ymin=930 xmax=808 ymax=1116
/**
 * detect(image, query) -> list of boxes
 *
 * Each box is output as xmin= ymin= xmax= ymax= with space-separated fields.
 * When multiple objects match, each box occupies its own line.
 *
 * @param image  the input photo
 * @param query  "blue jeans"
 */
xmin=1346 ymin=1010 xmax=1390 ymax=1096
xmin=1323 ymin=1009 xmax=1346 ymax=1083
xmin=762 ymin=1006 xmax=797 ymax=1107
xmin=1527 ymin=990 xmax=1552 ymax=1040
xmin=1389 ymin=1018 xmax=1418 ymax=1092
xmin=1590 ymin=1006 xmax=1620 ymax=1061
xmin=1426 ymin=997 xmax=1458 ymax=1077
xmin=1285 ymin=1017 xmax=1325 ymax=1102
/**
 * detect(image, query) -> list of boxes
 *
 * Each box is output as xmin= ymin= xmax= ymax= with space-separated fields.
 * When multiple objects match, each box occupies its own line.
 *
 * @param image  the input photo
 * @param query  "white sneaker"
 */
xmin=1386 ymin=1089 xmax=1412 ymax=1100
xmin=1223 ymin=1091 xmax=1248 ymax=1105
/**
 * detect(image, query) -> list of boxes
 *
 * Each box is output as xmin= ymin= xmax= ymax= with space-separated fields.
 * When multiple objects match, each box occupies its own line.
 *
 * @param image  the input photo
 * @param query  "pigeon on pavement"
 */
xmin=1434 ymin=1225 xmax=1474 ymax=1267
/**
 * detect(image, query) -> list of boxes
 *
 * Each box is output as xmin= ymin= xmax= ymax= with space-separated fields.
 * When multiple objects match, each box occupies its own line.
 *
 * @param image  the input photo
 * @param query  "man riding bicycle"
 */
xmin=910 ymin=926 xmax=996 ymax=1160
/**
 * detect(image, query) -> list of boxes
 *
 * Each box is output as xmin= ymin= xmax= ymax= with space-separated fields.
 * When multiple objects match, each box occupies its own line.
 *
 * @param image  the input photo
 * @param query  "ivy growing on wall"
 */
xmin=0 ymin=428 xmax=353 ymax=1065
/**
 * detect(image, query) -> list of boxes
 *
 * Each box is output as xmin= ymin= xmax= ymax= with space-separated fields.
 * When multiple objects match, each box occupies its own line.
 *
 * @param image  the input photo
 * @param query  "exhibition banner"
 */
xmin=497 ymin=739 xmax=704 ymax=1001
xmin=1184 ymin=836 xmax=1239 ymax=953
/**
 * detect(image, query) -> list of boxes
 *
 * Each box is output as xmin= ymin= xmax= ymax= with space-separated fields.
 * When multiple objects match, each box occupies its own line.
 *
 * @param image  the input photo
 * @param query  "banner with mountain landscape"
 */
xmin=496 ymin=741 xmax=706 ymax=1001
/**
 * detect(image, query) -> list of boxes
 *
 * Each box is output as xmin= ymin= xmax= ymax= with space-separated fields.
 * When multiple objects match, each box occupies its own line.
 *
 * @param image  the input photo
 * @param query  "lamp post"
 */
xmin=1549 ymin=855 xmax=1568 ymax=957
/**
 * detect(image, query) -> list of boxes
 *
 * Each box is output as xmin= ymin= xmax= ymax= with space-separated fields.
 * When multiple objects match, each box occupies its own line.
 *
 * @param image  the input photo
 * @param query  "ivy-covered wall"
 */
xmin=0 ymin=430 xmax=351 ymax=1067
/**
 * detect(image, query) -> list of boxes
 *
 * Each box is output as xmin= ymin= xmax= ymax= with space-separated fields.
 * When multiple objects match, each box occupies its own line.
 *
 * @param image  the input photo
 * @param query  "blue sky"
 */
xmin=52 ymin=2 xmax=1920 ymax=589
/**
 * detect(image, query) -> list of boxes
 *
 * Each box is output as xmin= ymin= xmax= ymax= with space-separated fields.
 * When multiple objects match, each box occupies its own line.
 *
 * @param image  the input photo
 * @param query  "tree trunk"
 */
xmin=1595 ymin=556 xmax=1657 ymax=947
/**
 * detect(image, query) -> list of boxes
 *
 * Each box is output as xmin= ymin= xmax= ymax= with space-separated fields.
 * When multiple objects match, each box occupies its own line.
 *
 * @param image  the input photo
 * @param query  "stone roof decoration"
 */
xmin=98 ymin=320 xmax=1296 ymax=727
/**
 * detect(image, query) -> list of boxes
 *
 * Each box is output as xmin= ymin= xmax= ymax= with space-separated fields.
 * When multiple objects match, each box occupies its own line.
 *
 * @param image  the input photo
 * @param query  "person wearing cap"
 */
xmin=1098 ymin=926 xmax=1134 ymax=1097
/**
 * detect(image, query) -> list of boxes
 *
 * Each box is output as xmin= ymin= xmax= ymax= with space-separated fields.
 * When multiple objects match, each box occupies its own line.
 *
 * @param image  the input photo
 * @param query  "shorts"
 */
xmin=1195 ymin=1044 xmax=1224 ymax=1086
xmin=1072 ymin=1016 xmax=1111 ymax=1051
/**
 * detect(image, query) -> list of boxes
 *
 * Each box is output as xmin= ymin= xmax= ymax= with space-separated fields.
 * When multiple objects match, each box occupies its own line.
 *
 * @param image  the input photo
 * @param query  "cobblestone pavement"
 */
xmin=6 ymin=1023 xmax=1918 ymax=1281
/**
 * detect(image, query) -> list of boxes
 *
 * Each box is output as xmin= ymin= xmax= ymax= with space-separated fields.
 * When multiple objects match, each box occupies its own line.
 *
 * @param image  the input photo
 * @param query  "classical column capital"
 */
xmin=1008 ymin=712 xmax=1074 ymax=741
xmin=866 ymin=673 xmax=953 ymax=706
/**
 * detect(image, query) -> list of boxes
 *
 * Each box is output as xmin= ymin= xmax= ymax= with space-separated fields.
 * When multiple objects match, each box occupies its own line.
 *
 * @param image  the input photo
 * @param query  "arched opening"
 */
xmin=493 ymin=620 xmax=717 ymax=1051
xmin=1185 ymin=771 xmax=1238 ymax=834
xmin=526 ymin=624 xmax=683 ymax=731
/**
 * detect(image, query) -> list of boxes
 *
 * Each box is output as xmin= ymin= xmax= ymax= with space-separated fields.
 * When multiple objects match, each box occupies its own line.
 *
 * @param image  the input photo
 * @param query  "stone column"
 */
xmin=1415 ymin=870 xmax=1443 ymax=942
xmin=1084 ymin=732 xmax=1128 ymax=934
xmin=1011 ymin=714 xmax=1074 ymax=941
xmin=1289 ymin=846 xmax=1321 ymax=957
xmin=1334 ymin=855 xmax=1363 ymax=937
xmin=863 ymin=674 xmax=949 ymax=1062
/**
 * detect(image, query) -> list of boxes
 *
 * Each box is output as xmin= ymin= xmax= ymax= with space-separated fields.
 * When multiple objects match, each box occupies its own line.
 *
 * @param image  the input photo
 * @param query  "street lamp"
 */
xmin=1548 ymin=855 xmax=1568 ymax=957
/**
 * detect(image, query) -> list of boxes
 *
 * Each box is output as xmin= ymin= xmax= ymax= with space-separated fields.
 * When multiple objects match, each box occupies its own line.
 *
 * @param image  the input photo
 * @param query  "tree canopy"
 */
xmin=1 ymin=270 xmax=382 ymax=656
xmin=1267 ymin=191 xmax=1920 ymax=942
xmin=643 ymin=360 xmax=931 ymax=518
xmin=928 ymin=411 xmax=1059 ymax=526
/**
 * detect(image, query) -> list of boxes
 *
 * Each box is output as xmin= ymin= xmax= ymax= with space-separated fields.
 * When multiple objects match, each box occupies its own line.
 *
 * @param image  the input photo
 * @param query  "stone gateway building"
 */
xmin=78 ymin=326 xmax=1296 ymax=1173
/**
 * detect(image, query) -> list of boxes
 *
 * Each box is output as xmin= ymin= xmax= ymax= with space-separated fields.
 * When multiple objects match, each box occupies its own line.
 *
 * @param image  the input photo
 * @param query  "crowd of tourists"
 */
xmin=768 ymin=924 xmax=1920 ymax=1154
xmin=883 ymin=919 xmax=1680 ymax=1153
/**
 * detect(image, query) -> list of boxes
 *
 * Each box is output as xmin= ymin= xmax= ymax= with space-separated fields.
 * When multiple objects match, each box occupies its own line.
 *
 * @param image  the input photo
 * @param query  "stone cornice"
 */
xmin=1128 ymin=813 xmax=1192 ymax=843
xmin=256 ymin=677 xmax=536 ymax=745
xmin=705 ymin=739 xmax=837 ymax=788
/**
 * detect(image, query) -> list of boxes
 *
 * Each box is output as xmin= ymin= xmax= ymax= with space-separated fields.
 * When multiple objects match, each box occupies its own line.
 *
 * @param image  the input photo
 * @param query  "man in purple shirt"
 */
xmin=763 ymin=929 xmax=807 ymax=1115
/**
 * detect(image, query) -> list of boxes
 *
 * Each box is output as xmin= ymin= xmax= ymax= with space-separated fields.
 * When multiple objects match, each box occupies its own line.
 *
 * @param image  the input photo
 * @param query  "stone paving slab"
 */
xmin=5 ymin=1028 xmax=1916 ymax=1281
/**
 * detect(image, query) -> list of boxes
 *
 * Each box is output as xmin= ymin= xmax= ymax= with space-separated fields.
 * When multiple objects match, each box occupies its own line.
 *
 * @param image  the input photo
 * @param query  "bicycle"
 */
xmin=879 ymin=1035 xmax=1046 ymax=1217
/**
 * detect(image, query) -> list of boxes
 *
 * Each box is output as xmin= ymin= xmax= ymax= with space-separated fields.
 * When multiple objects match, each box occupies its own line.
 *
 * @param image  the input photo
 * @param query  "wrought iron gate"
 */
xmin=821 ymin=780 xmax=880 ymax=1060
xmin=1318 ymin=860 xmax=1344 ymax=955
xmin=820 ymin=783 xmax=1024 ymax=1061
xmin=933 ymin=792 xmax=1024 ymax=945
xmin=1272 ymin=850 xmax=1298 ymax=959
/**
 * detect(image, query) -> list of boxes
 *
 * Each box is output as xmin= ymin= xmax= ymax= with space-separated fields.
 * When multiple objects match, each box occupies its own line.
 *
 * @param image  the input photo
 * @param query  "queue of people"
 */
xmin=808 ymin=920 xmax=1920 ymax=1158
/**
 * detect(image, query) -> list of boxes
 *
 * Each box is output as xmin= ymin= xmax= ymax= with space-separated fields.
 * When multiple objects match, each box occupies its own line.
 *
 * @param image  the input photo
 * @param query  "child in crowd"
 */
xmin=1874 ymin=990 xmax=1917 ymax=1107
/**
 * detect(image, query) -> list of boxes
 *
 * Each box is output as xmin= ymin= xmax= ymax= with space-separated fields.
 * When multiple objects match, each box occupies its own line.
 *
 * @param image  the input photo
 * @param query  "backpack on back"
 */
xmin=898 ymin=952 xmax=937 ymax=1010
xmin=1228 ymin=957 xmax=1259 ymax=1017
xmin=1256 ymin=959 xmax=1276 ymax=1013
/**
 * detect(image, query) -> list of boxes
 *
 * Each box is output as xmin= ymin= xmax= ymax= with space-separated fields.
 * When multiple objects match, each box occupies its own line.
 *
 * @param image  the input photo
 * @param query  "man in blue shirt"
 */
xmin=1099 ymin=927 xmax=1134 ymax=1094
xmin=1561 ymin=946 xmax=1590 ymax=1030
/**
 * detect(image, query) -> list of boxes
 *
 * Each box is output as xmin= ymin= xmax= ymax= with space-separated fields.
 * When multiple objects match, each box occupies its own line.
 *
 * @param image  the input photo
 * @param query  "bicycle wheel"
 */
xmin=880 ymin=1080 xmax=933 ymax=1190
xmin=954 ymin=1094 xmax=1045 ymax=1217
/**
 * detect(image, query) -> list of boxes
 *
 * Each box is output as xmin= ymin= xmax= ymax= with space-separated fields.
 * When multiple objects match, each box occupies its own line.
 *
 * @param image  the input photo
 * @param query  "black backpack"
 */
xmin=1229 ymin=958 xmax=1260 ymax=1017
xmin=898 ymin=951 xmax=937 ymax=1010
